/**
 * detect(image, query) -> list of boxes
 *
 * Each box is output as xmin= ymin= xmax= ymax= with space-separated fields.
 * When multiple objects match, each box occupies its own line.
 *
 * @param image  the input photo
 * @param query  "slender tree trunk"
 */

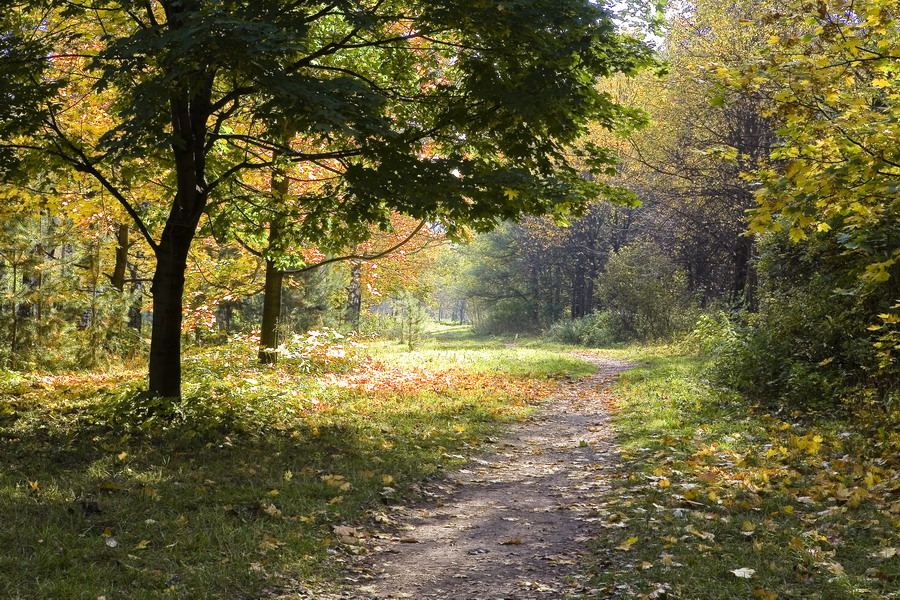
xmin=529 ymin=265 xmax=541 ymax=326
xmin=732 ymin=234 xmax=753 ymax=307
xmin=111 ymin=223 xmax=129 ymax=292
xmin=744 ymin=242 xmax=758 ymax=312
xmin=127 ymin=254 xmax=144 ymax=331
xmin=585 ymin=277 xmax=594 ymax=315
xmin=217 ymin=301 xmax=232 ymax=334
xmin=88 ymin=238 xmax=101 ymax=367
xmin=9 ymin=263 xmax=17 ymax=370
xmin=571 ymin=265 xmax=586 ymax=319
xmin=345 ymin=260 xmax=362 ymax=331
xmin=259 ymin=247 xmax=283 ymax=364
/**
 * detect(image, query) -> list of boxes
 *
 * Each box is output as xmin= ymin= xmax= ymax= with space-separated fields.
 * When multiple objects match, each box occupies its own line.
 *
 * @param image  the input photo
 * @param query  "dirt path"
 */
xmin=315 ymin=355 xmax=632 ymax=600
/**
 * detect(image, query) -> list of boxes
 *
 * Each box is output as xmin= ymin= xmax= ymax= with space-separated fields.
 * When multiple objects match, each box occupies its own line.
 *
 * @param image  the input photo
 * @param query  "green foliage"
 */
xmin=0 ymin=213 xmax=145 ymax=371
xmin=461 ymin=223 xmax=555 ymax=334
xmin=395 ymin=292 xmax=427 ymax=351
xmin=277 ymin=329 xmax=358 ymax=373
xmin=547 ymin=311 xmax=615 ymax=347
xmin=357 ymin=312 xmax=397 ymax=338
xmin=472 ymin=298 xmax=540 ymax=336
xmin=680 ymin=312 xmax=738 ymax=356
xmin=458 ymin=205 xmax=641 ymax=335
xmin=0 ymin=6 xmax=59 ymax=173
xmin=713 ymin=233 xmax=897 ymax=412
xmin=734 ymin=1 xmax=899 ymax=293
xmin=596 ymin=240 xmax=698 ymax=341
xmin=2 ymin=0 xmax=656 ymax=396
xmin=714 ymin=290 xmax=884 ymax=412
xmin=710 ymin=0 xmax=900 ymax=381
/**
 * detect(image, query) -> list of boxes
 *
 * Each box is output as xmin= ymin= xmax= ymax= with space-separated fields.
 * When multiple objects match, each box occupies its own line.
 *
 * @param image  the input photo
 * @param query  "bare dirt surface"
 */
xmin=293 ymin=355 xmax=632 ymax=600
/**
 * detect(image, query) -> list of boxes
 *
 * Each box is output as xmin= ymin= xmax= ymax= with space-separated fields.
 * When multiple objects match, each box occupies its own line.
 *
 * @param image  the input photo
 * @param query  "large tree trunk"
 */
xmin=258 ymin=132 xmax=292 ymax=364
xmin=345 ymin=261 xmax=362 ymax=331
xmin=259 ymin=248 xmax=283 ymax=365
xmin=146 ymin=71 xmax=212 ymax=397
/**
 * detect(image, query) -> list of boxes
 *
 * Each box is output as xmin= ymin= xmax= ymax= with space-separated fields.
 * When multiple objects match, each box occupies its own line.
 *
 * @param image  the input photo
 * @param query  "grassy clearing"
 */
xmin=368 ymin=328 xmax=596 ymax=380
xmin=0 ymin=334 xmax=592 ymax=599
xmin=589 ymin=348 xmax=899 ymax=599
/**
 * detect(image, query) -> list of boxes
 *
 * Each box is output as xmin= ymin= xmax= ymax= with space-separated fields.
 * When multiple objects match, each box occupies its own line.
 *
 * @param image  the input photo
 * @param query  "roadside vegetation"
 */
xmin=588 ymin=345 xmax=899 ymax=599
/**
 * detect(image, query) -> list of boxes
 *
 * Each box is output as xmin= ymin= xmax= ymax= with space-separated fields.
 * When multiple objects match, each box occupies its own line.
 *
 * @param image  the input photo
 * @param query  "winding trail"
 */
xmin=313 ymin=355 xmax=632 ymax=600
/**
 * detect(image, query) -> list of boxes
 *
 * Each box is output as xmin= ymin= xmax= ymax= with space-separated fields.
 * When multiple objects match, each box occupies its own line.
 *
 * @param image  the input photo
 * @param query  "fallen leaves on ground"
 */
xmin=588 ymin=354 xmax=900 ymax=599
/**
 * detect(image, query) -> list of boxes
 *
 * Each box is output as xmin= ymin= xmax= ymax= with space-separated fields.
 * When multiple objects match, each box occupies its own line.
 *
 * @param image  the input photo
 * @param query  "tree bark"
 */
xmin=146 ymin=68 xmax=213 ymax=397
xmin=9 ymin=263 xmax=18 ymax=370
xmin=128 ymin=259 xmax=143 ymax=331
xmin=345 ymin=260 xmax=362 ymax=331
xmin=111 ymin=223 xmax=129 ymax=292
xmin=258 ymin=130 xmax=292 ymax=364
xmin=571 ymin=265 xmax=586 ymax=319
xmin=732 ymin=234 xmax=753 ymax=307
xmin=148 ymin=226 xmax=193 ymax=397
xmin=259 ymin=248 xmax=283 ymax=365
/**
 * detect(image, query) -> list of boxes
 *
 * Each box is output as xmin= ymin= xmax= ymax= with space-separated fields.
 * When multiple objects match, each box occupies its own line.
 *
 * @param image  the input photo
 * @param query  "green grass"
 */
xmin=0 ymin=333 xmax=594 ymax=599
xmin=369 ymin=324 xmax=597 ymax=379
xmin=589 ymin=349 xmax=900 ymax=599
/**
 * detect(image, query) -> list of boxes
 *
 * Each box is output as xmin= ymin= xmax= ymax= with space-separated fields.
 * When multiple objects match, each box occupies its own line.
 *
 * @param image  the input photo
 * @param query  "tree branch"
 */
xmin=281 ymin=220 xmax=428 ymax=274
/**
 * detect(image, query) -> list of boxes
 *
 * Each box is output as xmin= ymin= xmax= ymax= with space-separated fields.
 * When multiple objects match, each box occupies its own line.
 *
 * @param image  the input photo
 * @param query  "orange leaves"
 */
xmin=325 ymin=358 xmax=558 ymax=406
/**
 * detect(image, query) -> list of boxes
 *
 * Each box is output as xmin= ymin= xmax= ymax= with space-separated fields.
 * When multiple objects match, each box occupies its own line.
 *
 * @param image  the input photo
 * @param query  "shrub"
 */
xmin=596 ymin=240 xmax=698 ymax=342
xmin=547 ymin=311 xmax=615 ymax=347
xmin=472 ymin=298 xmax=539 ymax=336
xmin=712 ymin=232 xmax=897 ymax=413
xmin=277 ymin=328 xmax=358 ymax=373
xmin=681 ymin=312 xmax=737 ymax=356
